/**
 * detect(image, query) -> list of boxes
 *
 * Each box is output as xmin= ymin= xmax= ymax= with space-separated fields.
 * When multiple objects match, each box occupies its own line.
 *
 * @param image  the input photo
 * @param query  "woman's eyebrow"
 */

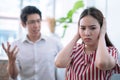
xmin=80 ymin=25 xmax=96 ymax=27
xmin=89 ymin=25 xmax=96 ymax=27
xmin=80 ymin=25 xmax=85 ymax=27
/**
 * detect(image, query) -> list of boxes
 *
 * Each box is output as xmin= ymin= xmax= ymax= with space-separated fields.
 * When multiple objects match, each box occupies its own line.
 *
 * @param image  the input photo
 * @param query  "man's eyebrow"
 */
xmin=28 ymin=19 xmax=41 ymax=21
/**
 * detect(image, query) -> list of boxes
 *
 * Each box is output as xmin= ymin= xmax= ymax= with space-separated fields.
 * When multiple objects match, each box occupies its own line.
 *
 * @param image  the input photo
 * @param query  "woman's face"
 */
xmin=79 ymin=15 xmax=101 ymax=46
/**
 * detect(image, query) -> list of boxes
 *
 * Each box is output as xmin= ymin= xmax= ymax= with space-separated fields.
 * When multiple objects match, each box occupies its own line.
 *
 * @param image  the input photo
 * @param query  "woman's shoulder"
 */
xmin=74 ymin=43 xmax=84 ymax=49
xmin=107 ymin=46 xmax=118 ymax=52
xmin=73 ymin=43 xmax=84 ymax=52
xmin=107 ymin=46 xmax=119 ymax=56
xmin=71 ymin=43 xmax=84 ymax=59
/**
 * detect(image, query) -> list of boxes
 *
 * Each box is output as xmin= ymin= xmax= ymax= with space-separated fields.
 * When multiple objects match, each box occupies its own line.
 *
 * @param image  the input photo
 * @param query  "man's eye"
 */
xmin=30 ymin=21 xmax=35 ymax=24
xmin=27 ymin=20 xmax=35 ymax=24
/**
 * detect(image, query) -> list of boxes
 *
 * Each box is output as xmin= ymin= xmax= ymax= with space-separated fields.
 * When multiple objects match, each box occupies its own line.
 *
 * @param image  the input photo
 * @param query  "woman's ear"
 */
xmin=21 ymin=21 xmax=26 ymax=28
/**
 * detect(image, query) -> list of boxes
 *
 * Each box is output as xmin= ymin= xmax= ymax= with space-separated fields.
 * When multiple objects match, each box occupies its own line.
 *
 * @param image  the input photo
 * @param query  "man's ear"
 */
xmin=21 ymin=21 xmax=26 ymax=28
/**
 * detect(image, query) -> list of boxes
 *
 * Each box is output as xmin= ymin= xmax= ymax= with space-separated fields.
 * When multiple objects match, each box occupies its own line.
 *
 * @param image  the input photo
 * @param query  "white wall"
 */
xmin=83 ymin=0 xmax=120 ymax=52
xmin=95 ymin=0 xmax=120 ymax=52
xmin=55 ymin=0 xmax=120 ymax=52
xmin=107 ymin=0 xmax=120 ymax=52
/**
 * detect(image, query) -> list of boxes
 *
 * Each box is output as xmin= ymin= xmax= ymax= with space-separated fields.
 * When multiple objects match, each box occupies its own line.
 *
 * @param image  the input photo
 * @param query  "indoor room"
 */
xmin=0 ymin=0 xmax=120 ymax=80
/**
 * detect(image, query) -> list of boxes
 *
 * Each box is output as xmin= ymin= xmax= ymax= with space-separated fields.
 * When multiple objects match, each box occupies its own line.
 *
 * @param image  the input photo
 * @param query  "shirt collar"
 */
xmin=21 ymin=34 xmax=47 ymax=43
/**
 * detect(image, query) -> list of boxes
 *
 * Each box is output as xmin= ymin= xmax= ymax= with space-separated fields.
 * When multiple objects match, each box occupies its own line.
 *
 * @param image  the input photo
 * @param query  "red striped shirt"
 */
xmin=66 ymin=44 xmax=120 ymax=80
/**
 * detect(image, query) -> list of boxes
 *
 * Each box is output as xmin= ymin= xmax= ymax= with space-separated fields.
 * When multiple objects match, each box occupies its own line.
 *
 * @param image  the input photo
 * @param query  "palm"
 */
xmin=2 ymin=42 xmax=18 ymax=62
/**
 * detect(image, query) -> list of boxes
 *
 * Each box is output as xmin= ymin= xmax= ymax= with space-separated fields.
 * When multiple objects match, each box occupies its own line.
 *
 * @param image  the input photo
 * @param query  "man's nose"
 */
xmin=33 ymin=20 xmax=40 ymax=27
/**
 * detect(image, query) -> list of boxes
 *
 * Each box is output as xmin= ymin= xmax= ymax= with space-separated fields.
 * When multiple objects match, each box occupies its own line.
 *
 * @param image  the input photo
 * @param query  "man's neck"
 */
xmin=27 ymin=34 xmax=41 ymax=42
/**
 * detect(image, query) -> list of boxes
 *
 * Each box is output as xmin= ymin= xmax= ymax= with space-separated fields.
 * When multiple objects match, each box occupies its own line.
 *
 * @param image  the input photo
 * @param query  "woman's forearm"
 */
xmin=95 ymin=36 xmax=115 ymax=70
xmin=55 ymin=34 xmax=80 ymax=68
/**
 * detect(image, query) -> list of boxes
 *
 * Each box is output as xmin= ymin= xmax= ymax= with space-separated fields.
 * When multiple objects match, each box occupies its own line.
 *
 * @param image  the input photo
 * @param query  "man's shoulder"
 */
xmin=12 ymin=39 xmax=23 ymax=45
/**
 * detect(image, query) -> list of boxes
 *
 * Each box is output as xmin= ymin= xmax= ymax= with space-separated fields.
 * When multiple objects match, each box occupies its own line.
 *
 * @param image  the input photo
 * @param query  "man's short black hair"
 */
xmin=20 ymin=5 xmax=42 ymax=24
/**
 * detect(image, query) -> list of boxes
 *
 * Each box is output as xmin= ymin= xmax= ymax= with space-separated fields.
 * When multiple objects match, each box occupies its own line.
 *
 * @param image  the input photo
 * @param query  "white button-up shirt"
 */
xmin=11 ymin=35 xmax=62 ymax=80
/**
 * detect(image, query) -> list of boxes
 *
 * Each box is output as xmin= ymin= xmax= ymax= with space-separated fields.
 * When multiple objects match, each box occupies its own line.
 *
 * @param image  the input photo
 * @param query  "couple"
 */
xmin=2 ymin=5 xmax=120 ymax=80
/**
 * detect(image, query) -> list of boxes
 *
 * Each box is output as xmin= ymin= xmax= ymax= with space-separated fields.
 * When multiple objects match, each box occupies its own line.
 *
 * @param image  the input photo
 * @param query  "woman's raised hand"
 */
xmin=100 ymin=18 xmax=107 ymax=38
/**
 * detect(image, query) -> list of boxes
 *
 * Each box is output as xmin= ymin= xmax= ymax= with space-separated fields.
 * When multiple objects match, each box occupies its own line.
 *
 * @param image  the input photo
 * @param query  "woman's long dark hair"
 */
xmin=78 ymin=7 xmax=114 ymax=47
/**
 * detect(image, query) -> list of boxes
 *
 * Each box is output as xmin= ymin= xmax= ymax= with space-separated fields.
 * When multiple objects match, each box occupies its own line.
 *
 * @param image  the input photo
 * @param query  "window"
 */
xmin=0 ymin=0 xmax=55 ymax=58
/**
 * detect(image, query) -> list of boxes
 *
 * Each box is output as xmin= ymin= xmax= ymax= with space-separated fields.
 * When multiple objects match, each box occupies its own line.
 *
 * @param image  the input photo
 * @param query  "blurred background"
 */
xmin=0 ymin=0 xmax=120 ymax=58
xmin=0 ymin=0 xmax=120 ymax=80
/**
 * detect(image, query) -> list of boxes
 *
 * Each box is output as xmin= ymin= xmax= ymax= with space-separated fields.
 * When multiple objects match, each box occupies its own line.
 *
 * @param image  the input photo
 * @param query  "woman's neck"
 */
xmin=84 ymin=44 xmax=97 ymax=54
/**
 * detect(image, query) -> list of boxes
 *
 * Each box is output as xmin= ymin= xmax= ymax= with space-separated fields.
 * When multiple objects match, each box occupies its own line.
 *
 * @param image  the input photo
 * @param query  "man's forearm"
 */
xmin=8 ymin=61 xmax=18 ymax=79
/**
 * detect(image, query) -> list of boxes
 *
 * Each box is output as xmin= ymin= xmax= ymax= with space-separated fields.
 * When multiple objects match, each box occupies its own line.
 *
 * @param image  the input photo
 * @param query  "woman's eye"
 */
xmin=80 ymin=27 xmax=86 ymax=30
xmin=90 ymin=27 xmax=96 ymax=30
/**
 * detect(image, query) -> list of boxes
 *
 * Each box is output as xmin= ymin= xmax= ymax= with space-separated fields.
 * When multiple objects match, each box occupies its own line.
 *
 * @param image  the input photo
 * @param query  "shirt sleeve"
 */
xmin=54 ymin=37 xmax=63 ymax=52
xmin=11 ymin=41 xmax=21 ymax=73
xmin=15 ymin=58 xmax=20 ymax=73
xmin=108 ymin=47 xmax=120 ymax=73
xmin=117 ymin=52 xmax=120 ymax=67
xmin=116 ymin=51 xmax=120 ymax=73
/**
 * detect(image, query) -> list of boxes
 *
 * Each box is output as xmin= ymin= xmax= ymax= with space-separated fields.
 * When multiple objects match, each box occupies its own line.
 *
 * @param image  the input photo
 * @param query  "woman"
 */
xmin=55 ymin=7 xmax=120 ymax=80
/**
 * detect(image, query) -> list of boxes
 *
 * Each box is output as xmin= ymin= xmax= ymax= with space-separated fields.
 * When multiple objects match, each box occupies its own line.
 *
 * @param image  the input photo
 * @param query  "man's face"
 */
xmin=25 ymin=13 xmax=41 ymax=38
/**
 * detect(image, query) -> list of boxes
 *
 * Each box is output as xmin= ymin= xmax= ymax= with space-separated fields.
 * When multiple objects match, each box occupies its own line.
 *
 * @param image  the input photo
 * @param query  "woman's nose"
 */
xmin=85 ymin=29 xmax=91 ymax=36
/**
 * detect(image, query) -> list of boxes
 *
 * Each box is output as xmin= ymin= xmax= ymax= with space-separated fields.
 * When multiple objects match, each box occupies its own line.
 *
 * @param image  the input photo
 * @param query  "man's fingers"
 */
xmin=7 ymin=42 xmax=11 ymax=53
xmin=14 ymin=47 xmax=19 ymax=57
xmin=2 ymin=43 xmax=9 ymax=56
xmin=2 ymin=43 xmax=7 ymax=52
xmin=2 ymin=42 xmax=18 ymax=61
xmin=9 ymin=45 xmax=18 ymax=57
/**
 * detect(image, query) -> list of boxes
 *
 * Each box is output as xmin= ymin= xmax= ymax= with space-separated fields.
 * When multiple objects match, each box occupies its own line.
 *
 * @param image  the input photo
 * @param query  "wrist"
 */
xmin=75 ymin=34 xmax=80 ymax=40
xmin=9 ymin=60 xmax=15 ymax=65
xmin=99 ymin=34 xmax=105 ymax=39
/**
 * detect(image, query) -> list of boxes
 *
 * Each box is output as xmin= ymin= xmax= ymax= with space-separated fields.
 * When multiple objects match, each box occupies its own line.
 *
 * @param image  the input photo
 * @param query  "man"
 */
xmin=2 ymin=6 xmax=62 ymax=80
